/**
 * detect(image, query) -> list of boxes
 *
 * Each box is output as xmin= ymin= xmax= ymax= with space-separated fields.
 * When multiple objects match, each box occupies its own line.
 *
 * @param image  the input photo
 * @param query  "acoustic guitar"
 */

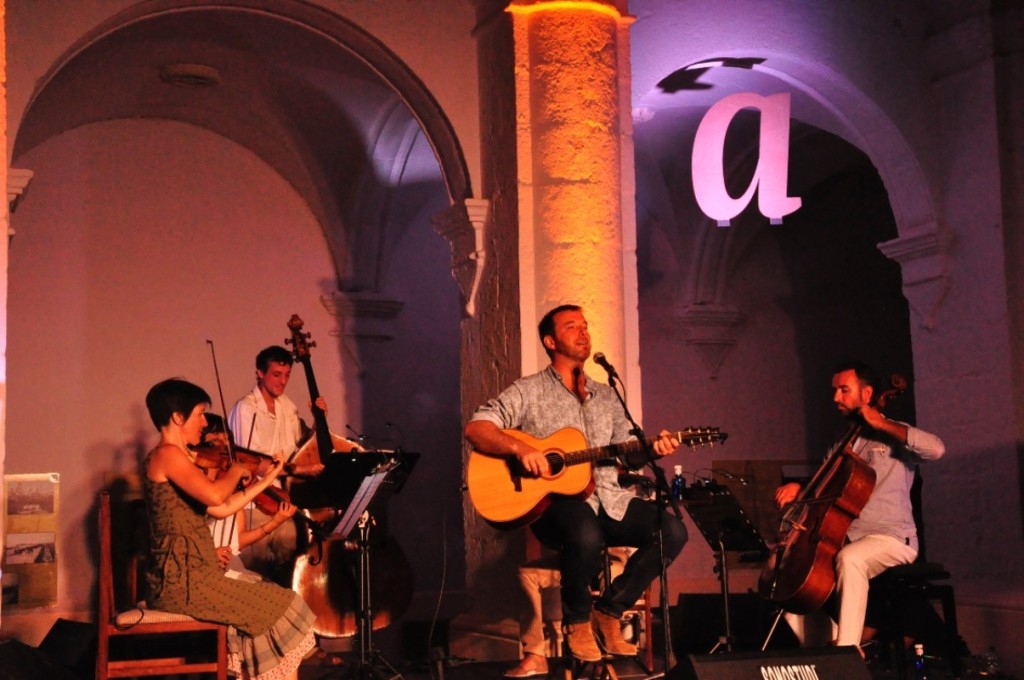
xmin=467 ymin=426 xmax=727 ymax=528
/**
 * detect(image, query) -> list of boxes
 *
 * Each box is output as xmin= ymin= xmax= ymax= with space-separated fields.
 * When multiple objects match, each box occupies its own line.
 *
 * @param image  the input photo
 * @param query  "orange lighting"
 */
xmin=511 ymin=0 xmax=632 ymax=374
xmin=507 ymin=1 xmax=624 ymax=21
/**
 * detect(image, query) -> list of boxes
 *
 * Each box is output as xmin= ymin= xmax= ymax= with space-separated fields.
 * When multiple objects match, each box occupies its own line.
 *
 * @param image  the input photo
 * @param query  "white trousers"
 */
xmin=834 ymin=534 xmax=917 ymax=646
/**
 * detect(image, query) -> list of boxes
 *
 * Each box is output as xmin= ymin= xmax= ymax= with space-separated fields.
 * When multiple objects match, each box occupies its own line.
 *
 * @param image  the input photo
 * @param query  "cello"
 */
xmin=758 ymin=373 xmax=906 ymax=614
xmin=284 ymin=315 xmax=414 ymax=638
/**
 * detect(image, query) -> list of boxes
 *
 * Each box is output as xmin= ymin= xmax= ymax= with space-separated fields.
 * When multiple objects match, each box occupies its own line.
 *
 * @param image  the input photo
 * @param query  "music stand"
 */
xmin=313 ymin=453 xmax=419 ymax=680
xmin=680 ymin=482 xmax=768 ymax=653
xmin=290 ymin=449 xmax=419 ymax=510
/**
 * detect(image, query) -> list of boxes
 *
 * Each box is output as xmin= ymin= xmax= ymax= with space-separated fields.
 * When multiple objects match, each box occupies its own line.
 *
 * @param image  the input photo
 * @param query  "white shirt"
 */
xmin=228 ymin=384 xmax=303 ymax=457
xmin=208 ymin=384 xmax=303 ymax=552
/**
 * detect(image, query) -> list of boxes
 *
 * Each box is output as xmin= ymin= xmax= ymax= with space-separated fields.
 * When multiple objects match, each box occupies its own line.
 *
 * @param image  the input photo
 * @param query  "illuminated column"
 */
xmin=0 ymin=0 xmax=8 ymax=623
xmin=509 ymin=0 xmax=640 ymax=400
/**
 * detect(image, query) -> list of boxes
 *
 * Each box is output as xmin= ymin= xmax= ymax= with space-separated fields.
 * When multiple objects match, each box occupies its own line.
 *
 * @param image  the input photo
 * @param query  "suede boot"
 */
xmin=592 ymin=609 xmax=636 ymax=656
xmin=564 ymin=622 xmax=603 ymax=662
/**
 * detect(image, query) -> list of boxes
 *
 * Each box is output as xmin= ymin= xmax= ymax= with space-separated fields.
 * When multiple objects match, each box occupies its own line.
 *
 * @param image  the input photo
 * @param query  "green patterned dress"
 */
xmin=144 ymin=470 xmax=316 ymax=678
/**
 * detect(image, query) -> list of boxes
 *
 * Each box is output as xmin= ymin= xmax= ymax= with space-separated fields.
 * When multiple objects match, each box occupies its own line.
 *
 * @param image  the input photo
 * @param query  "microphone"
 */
xmin=592 ymin=352 xmax=618 ymax=378
xmin=345 ymin=424 xmax=367 ymax=443
xmin=384 ymin=422 xmax=404 ymax=451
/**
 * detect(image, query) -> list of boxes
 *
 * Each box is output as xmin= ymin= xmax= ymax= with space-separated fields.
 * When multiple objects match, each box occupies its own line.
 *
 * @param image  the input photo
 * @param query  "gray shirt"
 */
xmin=469 ymin=365 xmax=637 ymax=520
xmin=846 ymin=423 xmax=945 ymax=551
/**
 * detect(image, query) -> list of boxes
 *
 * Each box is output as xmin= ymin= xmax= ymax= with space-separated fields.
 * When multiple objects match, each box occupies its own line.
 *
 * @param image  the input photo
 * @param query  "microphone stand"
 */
xmin=605 ymin=368 xmax=683 ymax=679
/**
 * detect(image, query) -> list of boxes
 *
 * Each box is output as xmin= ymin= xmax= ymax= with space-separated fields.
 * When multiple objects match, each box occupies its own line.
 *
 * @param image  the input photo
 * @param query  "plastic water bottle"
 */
xmin=913 ymin=643 xmax=928 ymax=680
xmin=671 ymin=465 xmax=685 ymax=500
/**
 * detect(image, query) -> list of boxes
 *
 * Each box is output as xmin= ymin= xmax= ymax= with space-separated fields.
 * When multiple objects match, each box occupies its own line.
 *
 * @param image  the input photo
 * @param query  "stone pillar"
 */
xmin=509 ymin=0 xmax=639 ymax=397
xmin=448 ymin=1 xmax=639 ymax=661
xmin=0 ymin=0 xmax=8 ymax=624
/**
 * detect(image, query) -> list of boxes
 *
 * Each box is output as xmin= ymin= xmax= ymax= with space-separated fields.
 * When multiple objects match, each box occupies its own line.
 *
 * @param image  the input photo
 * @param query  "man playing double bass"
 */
xmin=773 ymin=361 xmax=945 ymax=652
xmin=225 ymin=344 xmax=339 ymax=584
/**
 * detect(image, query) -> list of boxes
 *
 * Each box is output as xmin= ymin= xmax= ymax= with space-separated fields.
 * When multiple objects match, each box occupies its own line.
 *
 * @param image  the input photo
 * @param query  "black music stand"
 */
xmin=680 ymin=482 xmax=768 ymax=653
xmin=300 ymin=452 xmax=418 ymax=680
xmin=290 ymin=449 xmax=419 ymax=510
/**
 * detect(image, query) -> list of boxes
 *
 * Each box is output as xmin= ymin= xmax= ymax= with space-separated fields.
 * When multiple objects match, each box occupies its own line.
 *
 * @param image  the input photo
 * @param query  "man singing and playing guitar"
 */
xmin=465 ymin=304 xmax=688 ymax=677
xmin=770 ymin=361 xmax=945 ymax=656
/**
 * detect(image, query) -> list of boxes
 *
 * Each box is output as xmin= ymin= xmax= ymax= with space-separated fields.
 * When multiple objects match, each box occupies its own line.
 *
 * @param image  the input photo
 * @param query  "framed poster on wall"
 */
xmin=3 ymin=473 xmax=59 ymax=608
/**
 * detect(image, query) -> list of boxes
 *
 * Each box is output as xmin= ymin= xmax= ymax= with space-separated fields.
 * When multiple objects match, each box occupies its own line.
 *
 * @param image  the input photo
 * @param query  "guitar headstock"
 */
xmin=285 ymin=314 xmax=316 ymax=360
xmin=676 ymin=427 xmax=728 ymax=448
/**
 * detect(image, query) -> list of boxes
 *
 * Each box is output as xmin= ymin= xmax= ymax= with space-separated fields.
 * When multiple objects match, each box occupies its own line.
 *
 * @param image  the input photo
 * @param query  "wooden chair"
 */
xmin=96 ymin=491 xmax=228 ymax=680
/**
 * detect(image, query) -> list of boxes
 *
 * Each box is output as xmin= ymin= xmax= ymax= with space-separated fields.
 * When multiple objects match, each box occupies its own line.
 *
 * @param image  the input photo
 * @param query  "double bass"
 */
xmin=758 ymin=374 xmax=906 ymax=614
xmin=285 ymin=315 xmax=414 ymax=638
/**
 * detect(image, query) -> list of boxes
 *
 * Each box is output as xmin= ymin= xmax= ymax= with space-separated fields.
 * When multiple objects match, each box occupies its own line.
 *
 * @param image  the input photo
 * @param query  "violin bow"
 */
xmin=206 ymin=339 xmax=242 ymax=542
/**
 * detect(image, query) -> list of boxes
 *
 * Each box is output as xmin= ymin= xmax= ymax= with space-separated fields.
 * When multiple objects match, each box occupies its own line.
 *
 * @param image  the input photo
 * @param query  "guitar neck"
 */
xmin=561 ymin=430 xmax=719 ymax=467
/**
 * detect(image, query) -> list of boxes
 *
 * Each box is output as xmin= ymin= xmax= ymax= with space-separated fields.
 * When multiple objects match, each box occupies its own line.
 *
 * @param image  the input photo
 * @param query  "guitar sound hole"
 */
xmin=545 ymin=453 xmax=564 ymax=475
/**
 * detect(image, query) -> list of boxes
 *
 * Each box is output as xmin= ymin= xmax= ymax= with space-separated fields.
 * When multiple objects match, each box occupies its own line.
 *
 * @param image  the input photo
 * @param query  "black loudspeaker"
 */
xmin=671 ymin=593 xmax=799 ymax=656
xmin=37 ymin=618 xmax=97 ymax=679
xmin=669 ymin=647 xmax=871 ymax=679
xmin=0 ymin=638 xmax=80 ymax=680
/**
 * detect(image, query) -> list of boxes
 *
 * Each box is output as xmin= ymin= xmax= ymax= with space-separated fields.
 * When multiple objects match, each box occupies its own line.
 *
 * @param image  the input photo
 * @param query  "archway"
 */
xmin=631 ymin=55 xmax=925 ymax=589
xmin=5 ymin=0 xmax=467 ymax=639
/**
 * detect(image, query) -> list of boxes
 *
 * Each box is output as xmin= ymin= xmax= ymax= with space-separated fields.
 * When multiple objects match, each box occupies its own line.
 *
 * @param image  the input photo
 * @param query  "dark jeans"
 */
xmin=531 ymin=496 xmax=688 ymax=624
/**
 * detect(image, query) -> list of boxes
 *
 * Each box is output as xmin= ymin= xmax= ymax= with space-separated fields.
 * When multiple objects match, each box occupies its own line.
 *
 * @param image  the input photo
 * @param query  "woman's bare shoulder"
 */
xmin=146 ymin=443 xmax=187 ymax=481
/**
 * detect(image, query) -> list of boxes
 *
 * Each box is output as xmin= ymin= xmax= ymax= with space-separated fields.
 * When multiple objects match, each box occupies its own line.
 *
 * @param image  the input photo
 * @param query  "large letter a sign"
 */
xmin=691 ymin=92 xmax=801 ymax=224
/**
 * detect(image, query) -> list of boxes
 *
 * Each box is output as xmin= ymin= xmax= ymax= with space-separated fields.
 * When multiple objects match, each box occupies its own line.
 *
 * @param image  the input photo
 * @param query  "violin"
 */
xmin=190 ymin=440 xmax=268 ymax=471
xmin=189 ymin=440 xmax=292 ymax=516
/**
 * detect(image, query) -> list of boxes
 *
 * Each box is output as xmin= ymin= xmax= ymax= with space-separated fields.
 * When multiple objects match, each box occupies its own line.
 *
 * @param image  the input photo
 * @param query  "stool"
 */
xmin=869 ymin=561 xmax=962 ymax=679
xmin=556 ymin=654 xmax=620 ymax=680
xmin=516 ymin=548 xmax=653 ymax=671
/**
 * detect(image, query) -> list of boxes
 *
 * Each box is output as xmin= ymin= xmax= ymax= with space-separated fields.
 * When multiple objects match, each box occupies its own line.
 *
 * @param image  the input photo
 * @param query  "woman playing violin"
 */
xmin=195 ymin=417 xmax=300 ymax=575
xmin=143 ymin=378 xmax=316 ymax=680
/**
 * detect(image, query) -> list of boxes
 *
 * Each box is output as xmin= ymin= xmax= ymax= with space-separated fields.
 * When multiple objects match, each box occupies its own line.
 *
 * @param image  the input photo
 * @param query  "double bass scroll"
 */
xmin=284 ymin=314 xmax=360 ymax=509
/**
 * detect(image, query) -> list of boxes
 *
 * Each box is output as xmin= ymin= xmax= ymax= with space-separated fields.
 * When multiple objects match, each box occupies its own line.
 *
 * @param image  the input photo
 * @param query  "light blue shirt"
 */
xmin=846 ymin=423 xmax=945 ymax=551
xmin=469 ymin=365 xmax=638 ymax=520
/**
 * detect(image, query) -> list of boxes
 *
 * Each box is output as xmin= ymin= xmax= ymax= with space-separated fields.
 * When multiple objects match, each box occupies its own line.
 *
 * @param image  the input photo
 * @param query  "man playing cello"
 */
xmin=773 ymin=361 xmax=945 ymax=653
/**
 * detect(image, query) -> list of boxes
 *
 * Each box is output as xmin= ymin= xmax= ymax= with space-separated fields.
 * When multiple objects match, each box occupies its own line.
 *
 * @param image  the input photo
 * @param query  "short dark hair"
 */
xmin=256 ymin=345 xmax=294 ymax=372
xmin=200 ymin=412 xmax=235 ymax=442
xmin=833 ymin=360 xmax=877 ymax=392
xmin=145 ymin=378 xmax=210 ymax=430
xmin=538 ymin=304 xmax=581 ymax=359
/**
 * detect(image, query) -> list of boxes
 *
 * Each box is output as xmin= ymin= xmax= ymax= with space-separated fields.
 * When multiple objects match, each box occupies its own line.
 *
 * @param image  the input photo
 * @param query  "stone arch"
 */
xmin=12 ymin=0 xmax=475 ymax=297
xmin=634 ymin=50 xmax=947 ymax=379
xmin=3 ymin=1 xmax=472 ymax=631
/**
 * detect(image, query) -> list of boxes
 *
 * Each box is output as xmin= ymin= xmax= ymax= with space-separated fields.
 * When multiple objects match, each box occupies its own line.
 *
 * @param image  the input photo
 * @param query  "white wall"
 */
xmin=4 ymin=119 xmax=350 ymax=638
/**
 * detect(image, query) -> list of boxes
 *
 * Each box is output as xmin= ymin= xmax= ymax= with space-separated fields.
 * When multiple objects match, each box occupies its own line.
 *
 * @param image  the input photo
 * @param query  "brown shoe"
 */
xmin=504 ymin=653 xmax=549 ymax=678
xmin=592 ymin=609 xmax=636 ymax=656
xmin=565 ymin=622 xmax=603 ymax=662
